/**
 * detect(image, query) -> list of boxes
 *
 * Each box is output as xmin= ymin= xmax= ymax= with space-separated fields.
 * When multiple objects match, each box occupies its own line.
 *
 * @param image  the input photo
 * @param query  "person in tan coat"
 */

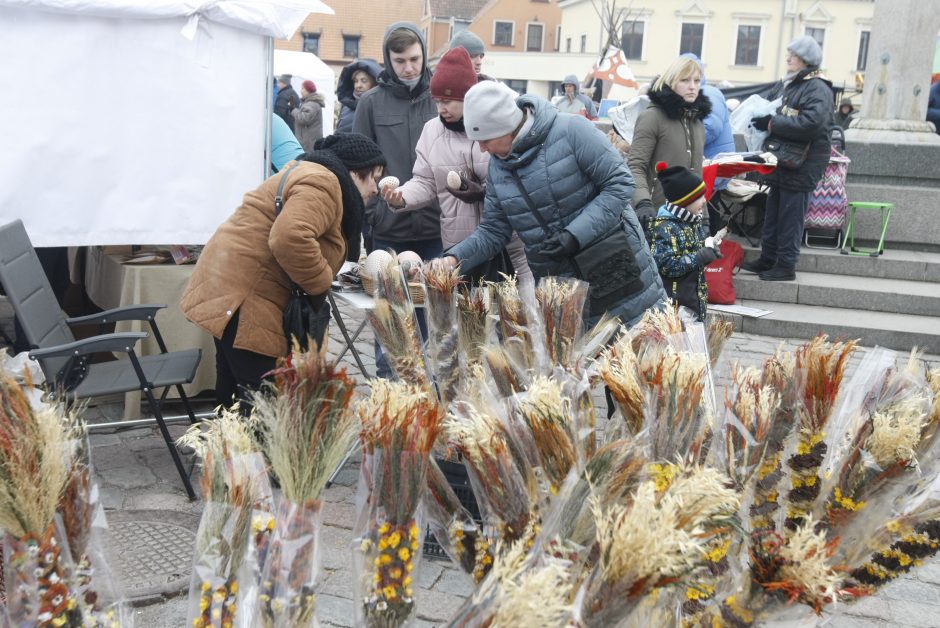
xmin=181 ymin=133 xmax=386 ymax=409
xmin=628 ymin=55 xmax=711 ymax=233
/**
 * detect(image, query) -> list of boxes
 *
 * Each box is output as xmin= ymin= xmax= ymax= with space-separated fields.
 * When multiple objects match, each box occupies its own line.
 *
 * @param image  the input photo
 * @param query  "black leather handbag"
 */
xmin=509 ymin=171 xmax=643 ymax=316
xmin=275 ymin=163 xmax=331 ymax=351
xmin=762 ymin=136 xmax=810 ymax=170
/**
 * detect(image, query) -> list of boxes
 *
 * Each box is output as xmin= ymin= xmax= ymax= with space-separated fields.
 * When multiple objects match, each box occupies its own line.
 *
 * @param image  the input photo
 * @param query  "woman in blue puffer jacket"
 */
xmin=440 ymin=82 xmax=666 ymax=327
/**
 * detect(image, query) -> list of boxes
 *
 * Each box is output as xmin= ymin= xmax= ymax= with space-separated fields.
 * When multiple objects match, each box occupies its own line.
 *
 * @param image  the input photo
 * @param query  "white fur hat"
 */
xmin=464 ymin=81 xmax=523 ymax=141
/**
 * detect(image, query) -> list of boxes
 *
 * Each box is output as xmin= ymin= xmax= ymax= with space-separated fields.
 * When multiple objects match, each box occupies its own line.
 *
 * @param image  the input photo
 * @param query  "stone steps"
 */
xmin=734 ymin=271 xmax=940 ymax=316
xmin=719 ymin=238 xmax=940 ymax=352
xmin=728 ymin=299 xmax=940 ymax=353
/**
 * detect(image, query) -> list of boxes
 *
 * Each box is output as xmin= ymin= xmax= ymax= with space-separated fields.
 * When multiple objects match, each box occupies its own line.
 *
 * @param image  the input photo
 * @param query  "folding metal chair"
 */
xmin=0 ymin=220 xmax=202 ymax=499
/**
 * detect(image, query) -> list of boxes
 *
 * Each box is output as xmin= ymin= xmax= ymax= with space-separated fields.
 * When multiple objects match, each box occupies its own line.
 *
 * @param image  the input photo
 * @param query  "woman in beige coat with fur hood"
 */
xmin=181 ymin=133 xmax=386 ymax=409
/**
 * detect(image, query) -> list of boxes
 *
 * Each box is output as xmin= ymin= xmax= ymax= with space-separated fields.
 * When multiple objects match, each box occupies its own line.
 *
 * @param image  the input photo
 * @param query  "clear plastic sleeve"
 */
xmin=353 ymin=449 xmax=428 ymax=627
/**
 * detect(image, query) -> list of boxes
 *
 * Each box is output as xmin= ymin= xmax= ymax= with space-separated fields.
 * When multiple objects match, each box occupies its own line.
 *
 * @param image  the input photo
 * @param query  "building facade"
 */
xmin=276 ymin=0 xmax=423 ymax=76
xmin=557 ymin=0 xmax=875 ymax=95
xmin=420 ymin=0 xmax=491 ymax=58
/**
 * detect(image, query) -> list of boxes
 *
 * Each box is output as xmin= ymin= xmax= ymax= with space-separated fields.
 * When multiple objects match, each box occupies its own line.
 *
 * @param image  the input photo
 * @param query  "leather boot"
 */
xmin=741 ymin=258 xmax=774 ymax=274
xmin=759 ymin=265 xmax=796 ymax=281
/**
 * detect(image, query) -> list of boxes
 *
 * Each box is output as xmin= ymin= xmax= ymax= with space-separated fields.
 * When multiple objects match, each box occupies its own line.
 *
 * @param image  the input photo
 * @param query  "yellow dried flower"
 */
xmin=379 ymin=553 xmax=393 ymax=566
xmin=398 ymin=547 xmax=411 ymax=562
xmin=383 ymin=585 xmax=398 ymax=600
xmin=379 ymin=522 xmax=391 ymax=535
xmin=387 ymin=531 xmax=402 ymax=548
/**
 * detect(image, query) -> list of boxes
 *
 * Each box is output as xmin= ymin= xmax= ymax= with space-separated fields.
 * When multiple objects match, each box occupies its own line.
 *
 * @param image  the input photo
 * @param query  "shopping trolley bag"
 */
xmin=804 ymin=129 xmax=850 ymax=248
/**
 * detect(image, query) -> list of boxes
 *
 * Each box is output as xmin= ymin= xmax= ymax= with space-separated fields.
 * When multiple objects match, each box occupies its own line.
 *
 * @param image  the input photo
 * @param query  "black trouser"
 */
xmin=758 ymin=186 xmax=811 ymax=270
xmin=214 ymin=310 xmax=277 ymax=415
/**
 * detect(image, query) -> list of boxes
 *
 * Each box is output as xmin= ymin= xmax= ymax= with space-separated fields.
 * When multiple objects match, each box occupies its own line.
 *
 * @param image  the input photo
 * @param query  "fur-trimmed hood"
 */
xmin=647 ymin=81 xmax=712 ymax=121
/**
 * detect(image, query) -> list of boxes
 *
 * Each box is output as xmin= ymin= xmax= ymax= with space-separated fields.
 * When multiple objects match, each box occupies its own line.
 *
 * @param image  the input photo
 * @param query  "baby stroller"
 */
xmin=803 ymin=127 xmax=850 ymax=248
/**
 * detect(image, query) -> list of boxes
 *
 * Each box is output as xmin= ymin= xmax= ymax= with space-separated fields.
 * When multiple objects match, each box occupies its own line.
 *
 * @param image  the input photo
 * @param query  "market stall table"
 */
xmin=83 ymin=247 xmax=215 ymax=418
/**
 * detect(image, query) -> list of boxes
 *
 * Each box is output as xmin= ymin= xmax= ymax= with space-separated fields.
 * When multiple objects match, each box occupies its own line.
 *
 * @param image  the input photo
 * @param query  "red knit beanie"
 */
xmin=430 ymin=47 xmax=477 ymax=101
xmin=302 ymin=79 xmax=317 ymax=93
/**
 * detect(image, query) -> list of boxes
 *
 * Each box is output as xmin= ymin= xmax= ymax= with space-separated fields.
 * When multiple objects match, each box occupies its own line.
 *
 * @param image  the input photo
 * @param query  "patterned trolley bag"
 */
xmin=804 ymin=127 xmax=850 ymax=248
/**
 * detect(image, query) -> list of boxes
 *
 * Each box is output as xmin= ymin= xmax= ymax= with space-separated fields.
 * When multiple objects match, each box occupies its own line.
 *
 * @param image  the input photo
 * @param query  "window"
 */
xmin=302 ymin=32 xmax=320 ymax=56
xmin=856 ymin=30 xmax=870 ymax=71
xmin=504 ymin=79 xmax=527 ymax=95
xmin=343 ymin=35 xmax=360 ymax=58
xmin=805 ymin=27 xmax=825 ymax=55
xmin=680 ymin=23 xmax=704 ymax=58
xmin=555 ymin=25 xmax=562 ymax=52
xmin=566 ymin=37 xmax=571 ymax=53
xmin=621 ymin=20 xmax=644 ymax=60
xmin=494 ymin=21 xmax=514 ymax=46
xmin=526 ymin=23 xmax=544 ymax=52
xmin=580 ymin=34 xmax=586 ymax=53
xmin=734 ymin=25 xmax=761 ymax=66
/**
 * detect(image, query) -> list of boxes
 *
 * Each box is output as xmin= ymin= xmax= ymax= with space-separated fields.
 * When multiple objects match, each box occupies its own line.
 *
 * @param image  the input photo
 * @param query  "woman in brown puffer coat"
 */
xmin=628 ymin=55 xmax=711 ymax=232
xmin=181 ymin=133 xmax=386 ymax=409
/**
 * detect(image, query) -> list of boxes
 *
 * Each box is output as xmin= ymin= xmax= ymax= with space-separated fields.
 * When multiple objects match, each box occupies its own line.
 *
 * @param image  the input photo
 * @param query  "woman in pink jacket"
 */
xmin=381 ymin=47 xmax=531 ymax=283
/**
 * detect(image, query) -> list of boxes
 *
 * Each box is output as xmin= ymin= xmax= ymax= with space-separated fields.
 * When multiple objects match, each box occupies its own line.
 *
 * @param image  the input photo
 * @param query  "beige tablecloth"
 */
xmin=84 ymin=247 xmax=215 ymax=418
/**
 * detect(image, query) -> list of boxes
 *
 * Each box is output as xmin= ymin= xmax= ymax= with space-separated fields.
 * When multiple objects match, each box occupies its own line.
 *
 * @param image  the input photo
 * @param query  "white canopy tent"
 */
xmin=274 ymin=49 xmax=336 ymax=138
xmin=0 ymin=0 xmax=334 ymax=246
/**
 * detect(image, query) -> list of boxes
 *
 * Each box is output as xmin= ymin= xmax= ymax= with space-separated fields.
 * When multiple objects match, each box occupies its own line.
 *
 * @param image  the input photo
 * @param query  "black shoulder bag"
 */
xmin=276 ymin=162 xmax=332 ymax=352
xmin=508 ymin=171 xmax=644 ymax=316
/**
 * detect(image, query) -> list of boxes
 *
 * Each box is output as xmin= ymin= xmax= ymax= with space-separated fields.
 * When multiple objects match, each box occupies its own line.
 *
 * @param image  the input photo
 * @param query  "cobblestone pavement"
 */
xmin=7 ymin=297 xmax=938 ymax=626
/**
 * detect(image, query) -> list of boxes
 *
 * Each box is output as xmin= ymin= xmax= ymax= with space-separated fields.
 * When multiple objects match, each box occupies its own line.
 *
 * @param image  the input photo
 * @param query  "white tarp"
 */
xmin=0 ymin=0 xmax=333 ymax=39
xmin=274 ymin=49 xmax=336 ymax=138
xmin=0 ymin=0 xmax=334 ymax=246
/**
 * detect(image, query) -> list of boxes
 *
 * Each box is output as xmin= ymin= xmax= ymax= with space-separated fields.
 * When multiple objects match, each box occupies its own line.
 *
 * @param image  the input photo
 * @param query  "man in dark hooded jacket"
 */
xmin=353 ymin=22 xmax=441 ymax=378
xmin=353 ymin=23 xmax=441 ymax=259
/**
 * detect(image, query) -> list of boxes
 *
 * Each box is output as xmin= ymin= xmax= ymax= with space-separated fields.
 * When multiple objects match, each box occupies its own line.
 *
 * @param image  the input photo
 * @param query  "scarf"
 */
xmin=441 ymin=116 xmax=466 ymax=133
xmin=301 ymin=150 xmax=365 ymax=261
xmin=665 ymin=201 xmax=702 ymax=224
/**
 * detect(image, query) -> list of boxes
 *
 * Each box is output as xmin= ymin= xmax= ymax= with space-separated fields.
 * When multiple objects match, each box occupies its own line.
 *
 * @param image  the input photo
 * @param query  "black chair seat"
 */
xmin=72 ymin=348 xmax=202 ymax=398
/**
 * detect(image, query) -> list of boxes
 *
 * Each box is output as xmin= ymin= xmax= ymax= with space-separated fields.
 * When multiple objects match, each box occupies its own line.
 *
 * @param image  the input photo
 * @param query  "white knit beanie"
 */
xmin=464 ymin=81 xmax=524 ymax=141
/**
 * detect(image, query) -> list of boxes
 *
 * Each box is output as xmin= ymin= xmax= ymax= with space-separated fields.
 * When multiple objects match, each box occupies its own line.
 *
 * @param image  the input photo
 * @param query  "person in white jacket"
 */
xmin=380 ymin=47 xmax=531 ymax=283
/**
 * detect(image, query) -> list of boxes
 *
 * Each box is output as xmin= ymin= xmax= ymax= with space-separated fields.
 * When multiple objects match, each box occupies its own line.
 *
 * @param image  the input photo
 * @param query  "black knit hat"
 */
xmin=314 ymin=133 xmax=386 ymax=171
xmin=656 ymin=161 xmax=706 ymax=207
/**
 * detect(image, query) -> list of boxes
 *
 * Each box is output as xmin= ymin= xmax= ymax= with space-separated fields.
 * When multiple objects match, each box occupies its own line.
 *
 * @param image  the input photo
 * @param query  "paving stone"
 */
xmin=880 ymin=578 xmax=940 ymax=604
xmin=133 ymin=594 xmax=189 ymax=627
xmin=415 ymin=586 xmax=467 ymax=622
xmin=322 ymin=499 xmax=357 ymax=530
xmin=319 ymin=567 xmax=355 ymax=600
xmin=316 ymin=593 xmax=356 ymax=627
xmin=320 ymin=524 xmax=355 ymax=571
xmin=820 ymin=614 xmax=887 ymax=628
xmin=415 ymin=560 xmax=444 ymax=590
xmin=98 ymin=484 xmax=126 ymax=510
xmin=914 ymin=561 xmax=940 ymax=586
xmin=124 ymin=491 xmax=203 ymax=514
xmin=836 ymin=593 xmax=892 ymax=620
xmin=123 ymin=431 xmax=169 ymax=452
xmin=92 ymin=443 xmax=144 ymax=471
xmin=99 ymin=465 xmax=158 ymax=490
xmin=323 ymin=484 xmax=356 ymax=504
xmin=886 ymin=598 xmax=940 ymax=627
xmin=432 ymin=567 xmax=474 ymax=597
xmin=330 ymin=467 xmax=360 ymax=488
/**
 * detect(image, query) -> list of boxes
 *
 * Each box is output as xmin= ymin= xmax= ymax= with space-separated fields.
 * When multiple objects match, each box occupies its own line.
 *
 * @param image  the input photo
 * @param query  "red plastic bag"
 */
xmin=705 ymin=240 xmax=744 ymax=305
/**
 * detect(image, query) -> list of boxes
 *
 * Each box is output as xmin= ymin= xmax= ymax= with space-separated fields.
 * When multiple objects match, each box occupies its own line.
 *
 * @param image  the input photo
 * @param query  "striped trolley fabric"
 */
xmin=804 ymin=145 xmax=850 ymax=232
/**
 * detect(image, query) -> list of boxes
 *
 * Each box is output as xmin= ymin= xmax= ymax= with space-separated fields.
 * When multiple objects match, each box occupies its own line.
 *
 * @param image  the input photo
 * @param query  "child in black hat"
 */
xmin=648 ymin=162 xmax=722 ymax=321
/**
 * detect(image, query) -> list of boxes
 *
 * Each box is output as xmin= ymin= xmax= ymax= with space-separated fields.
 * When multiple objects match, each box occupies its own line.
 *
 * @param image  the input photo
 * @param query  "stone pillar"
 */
xmin=849 ymin=0 xmax=940 ymax=142
xmin=843 ymin=0 xmax=940 ymax=250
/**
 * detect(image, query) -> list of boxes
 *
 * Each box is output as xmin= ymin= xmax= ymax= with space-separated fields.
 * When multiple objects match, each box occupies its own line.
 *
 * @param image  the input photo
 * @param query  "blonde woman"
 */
xmin=628 ymin=55 xmax=711 ymax=230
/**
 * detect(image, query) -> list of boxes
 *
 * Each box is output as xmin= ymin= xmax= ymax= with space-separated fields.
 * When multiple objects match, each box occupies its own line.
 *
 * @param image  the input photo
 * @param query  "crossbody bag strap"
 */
xmin=508 ymin=169 xmax=555 ymax=237
xmin=273 ymin=161 xmax=306 ymax=295
xmin=275 ymin=161 xmax=303 ymax=216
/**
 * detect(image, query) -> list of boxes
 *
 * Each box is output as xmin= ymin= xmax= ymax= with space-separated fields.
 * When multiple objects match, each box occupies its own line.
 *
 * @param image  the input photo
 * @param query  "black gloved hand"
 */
xmin=751 ymin=114 xmax=772 ymax=132
xmin=695 ymin=246 xmax=720 ymax=266
xmin=541 ymin=230 xmax=579 ymax=257
xmin=634 ymin=198 xmax=656 ymax=229
xmin=446 ymin=174 xmax=486 ymax=203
